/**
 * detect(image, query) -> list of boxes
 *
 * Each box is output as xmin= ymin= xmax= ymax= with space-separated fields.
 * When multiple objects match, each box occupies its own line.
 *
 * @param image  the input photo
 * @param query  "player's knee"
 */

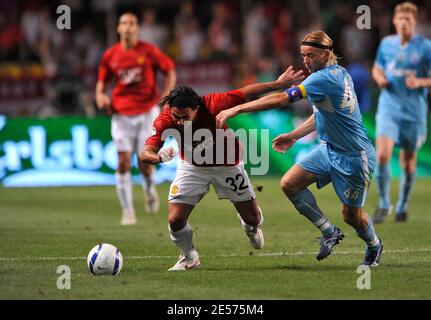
xmin=168 ymin=205 xmax=189 ymax=231
xmin=168 ymin=215 xmax=187 ymax=232
xmin=280 ymin=178 xmax=298 ymax=197
xmin=342 ymin=212 xmax=356 ymax=227
xmin=342 ymin=207 xmax=365 ymax=228
xmin=377 ymin=153 xmax=391 ymax=165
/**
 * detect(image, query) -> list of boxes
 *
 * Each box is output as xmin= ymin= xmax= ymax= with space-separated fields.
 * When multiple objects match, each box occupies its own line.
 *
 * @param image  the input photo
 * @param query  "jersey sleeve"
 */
xmin=202 ymin=90 xmax=246 ymax=116
xmin=97 ymin=50 xmax=112 ymax=82
xmin=300 ymin=72 xmax=327 ymax=103
xmin=150 ymin=45 xmax=175 ymax=73
xmin=145 ymin=115 xmax=173 ymax=149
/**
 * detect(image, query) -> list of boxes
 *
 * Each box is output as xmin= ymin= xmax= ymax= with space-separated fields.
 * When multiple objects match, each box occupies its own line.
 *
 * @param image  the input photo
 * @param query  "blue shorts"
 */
xmin=297 ymin=143 xmax=376 ymax=208
xmin=376 ymin=113 xmax=427 ymax=151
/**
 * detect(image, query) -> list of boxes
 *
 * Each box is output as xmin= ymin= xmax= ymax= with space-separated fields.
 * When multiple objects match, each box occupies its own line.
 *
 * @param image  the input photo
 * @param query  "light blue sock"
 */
xmin=288 ymin=189 xmax=335 ymax=237
xmin=396 ymin=171 xmax=415 ymax=214
xmin=355 ymin=215 xmax=380 ymax=251
xmin=376 ymin=163 xmax=391 ymax=209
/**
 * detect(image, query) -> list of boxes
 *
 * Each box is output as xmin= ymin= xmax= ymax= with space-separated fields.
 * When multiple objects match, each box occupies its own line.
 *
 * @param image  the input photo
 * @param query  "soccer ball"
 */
xmin=87 ymin=243 xmax=123 ymax=276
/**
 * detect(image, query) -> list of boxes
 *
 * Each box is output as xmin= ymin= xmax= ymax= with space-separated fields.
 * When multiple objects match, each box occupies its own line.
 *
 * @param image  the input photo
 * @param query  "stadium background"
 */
xmin=1 ymin=0 xmax=431 ymax=187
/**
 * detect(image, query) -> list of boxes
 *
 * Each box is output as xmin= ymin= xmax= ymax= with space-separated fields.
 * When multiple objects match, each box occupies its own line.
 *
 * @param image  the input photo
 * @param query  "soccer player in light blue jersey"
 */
xmin=216 ymin=31 xmax=383 ymax=266
xmin=372 ymin=2 xmax=431 ymax=223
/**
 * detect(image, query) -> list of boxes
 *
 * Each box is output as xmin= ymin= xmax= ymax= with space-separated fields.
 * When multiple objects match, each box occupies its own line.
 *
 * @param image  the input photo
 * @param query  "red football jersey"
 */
xmin=146 ymin=90 xmax=245 ymax=166
xmin=98 ymin=41 xmax=175 ymax=115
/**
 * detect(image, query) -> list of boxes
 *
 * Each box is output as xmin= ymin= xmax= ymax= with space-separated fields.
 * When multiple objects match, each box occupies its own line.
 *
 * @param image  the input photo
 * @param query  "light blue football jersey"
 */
xmin=298 ymin=64 xmax=372 ymax=154
xmin=375 ymin=34 xmax=431 ymax=125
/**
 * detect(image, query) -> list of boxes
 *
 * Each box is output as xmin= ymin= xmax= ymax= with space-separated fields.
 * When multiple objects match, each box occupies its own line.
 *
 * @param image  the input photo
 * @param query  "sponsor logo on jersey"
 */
xmin=118 ymin=67 xmax=142 ymax=84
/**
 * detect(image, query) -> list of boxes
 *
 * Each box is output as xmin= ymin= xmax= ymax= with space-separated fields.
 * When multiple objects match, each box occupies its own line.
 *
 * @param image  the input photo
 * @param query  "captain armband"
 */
xmin=286 ymin=85 xmax=306 ymax=102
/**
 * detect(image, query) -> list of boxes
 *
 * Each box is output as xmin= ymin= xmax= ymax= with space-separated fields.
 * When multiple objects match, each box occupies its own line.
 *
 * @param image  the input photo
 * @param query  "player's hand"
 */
xmin=405 ymin=74 xmax=421 ymax=89
xmin=272 ymin=133 xmax=297 ymax=153
xmin=376 ymin=76 xmax=389 ymax=89
xmin=276 ymin=66 xmax=305 ymax=88
xmin=158 ymin=147 xmax=176 ymax=163
xmin=96 ymin=93 xmax=111 ymax=110
xmin=216 ymin=107 xmax=239 ymax=129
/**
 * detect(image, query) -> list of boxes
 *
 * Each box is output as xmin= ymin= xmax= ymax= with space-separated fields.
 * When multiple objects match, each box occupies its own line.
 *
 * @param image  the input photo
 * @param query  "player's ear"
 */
xmin=116 ymin=19 xmax=123 ymax=34
xmin=392 ymin=14 xmax=397 ymax=27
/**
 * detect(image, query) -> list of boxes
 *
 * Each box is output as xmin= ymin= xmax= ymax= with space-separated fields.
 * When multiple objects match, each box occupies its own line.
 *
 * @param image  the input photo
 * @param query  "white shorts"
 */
xmin=168 ymin=160 xmax=256 ymax=206
xmin=111 ymin=106 xmax=160 ymax=154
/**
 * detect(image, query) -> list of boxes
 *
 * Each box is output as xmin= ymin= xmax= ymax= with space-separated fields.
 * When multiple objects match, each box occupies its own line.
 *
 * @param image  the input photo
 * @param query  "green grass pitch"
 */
xmin=1 ymin=177 xmax=431 ymax=299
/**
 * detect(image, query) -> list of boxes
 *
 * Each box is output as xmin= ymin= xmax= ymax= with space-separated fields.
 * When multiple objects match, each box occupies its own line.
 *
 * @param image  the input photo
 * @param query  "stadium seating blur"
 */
xmin=1 ymin=0 xmax=430 ymax=117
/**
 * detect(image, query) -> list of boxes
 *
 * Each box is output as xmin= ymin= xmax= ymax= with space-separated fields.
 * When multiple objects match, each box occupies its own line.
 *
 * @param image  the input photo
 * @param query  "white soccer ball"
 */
xmin=87 ymin=243 xmax=123 ymax=276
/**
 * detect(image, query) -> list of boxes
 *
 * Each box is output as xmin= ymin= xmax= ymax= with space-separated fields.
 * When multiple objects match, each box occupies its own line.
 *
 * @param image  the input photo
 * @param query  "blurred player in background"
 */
xmin=372 ymin=2 xmax=431 ymax=223
xmin=140 ymin=67 xmax=303 ymax=271
xmin=96 ymin=12 xmax=176 ymax=225
xmin=217 ymin=31 xmax=383 ymax=266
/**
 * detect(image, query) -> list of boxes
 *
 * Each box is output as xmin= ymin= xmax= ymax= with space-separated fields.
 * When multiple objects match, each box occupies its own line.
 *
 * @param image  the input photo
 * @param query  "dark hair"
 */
xmin=118 ymin=11 xmax=139 ymax=23
xmin=159 ymin=86 xmax=202 ymax=110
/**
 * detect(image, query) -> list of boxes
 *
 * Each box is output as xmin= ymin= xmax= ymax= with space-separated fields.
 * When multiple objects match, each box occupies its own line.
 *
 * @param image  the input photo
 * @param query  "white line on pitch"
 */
xmin=1 ymin=247 xmax=430 ymax=261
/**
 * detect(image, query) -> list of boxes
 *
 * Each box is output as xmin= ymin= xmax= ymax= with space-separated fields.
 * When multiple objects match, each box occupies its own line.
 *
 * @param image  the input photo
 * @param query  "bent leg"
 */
xmin=342 ymin=205 xmax=380 ymax=250
xmin=376 ymin=136 xmax=395 ymax=210
xmin=139 ymin=159 xmax=159 ymax=214
xmin=233 ymin=199 xmax=264 ymax=249
xmin=281 ymin=164 xmax=335 ymax=236
xmin=396 ymin=149 xmax=417 ymax=216
xmin=138 ymin=161 xmax=154 ymax=188
xmin=116 ymin=152 xmax=135 ymax=222
xmin=168 ymin=202 xmax=198 ymax=260
xmin=233 ymin=199 xmax=262 ymax=227
xmin=343 ymin=205 xmax=383 ymax=265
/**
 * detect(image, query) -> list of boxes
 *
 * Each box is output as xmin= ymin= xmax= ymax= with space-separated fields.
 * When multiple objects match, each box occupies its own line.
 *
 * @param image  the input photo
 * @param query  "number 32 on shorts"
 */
xmin=226 ymin=174 xmax=249 ymax=194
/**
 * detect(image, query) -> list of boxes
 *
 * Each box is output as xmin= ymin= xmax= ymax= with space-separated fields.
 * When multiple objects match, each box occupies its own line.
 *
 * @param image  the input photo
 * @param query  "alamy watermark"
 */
xmin=356 ymin=5 xmax=371 ymax=30
xmin=160 ymin=122 xmax=269 ymax=175
xmin=56 ymin=5 xmax=71 ymax=30
xmin=56 ymin=265 xmax=71 ymax=289
xmin=356 ymin=265 xmax=371 ymax=289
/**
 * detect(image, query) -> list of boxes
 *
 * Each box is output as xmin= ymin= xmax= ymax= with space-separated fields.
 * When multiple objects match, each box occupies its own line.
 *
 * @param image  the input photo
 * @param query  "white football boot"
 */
xmin=120 ymin=208 xmax=137 ymax=226
xmin=144 ymin=185 xmax=160 ymax=215
xmin=168 ymin=254 xmax=200 ymax=271
xmin=238 ymin=214 xmax=264 ymax=249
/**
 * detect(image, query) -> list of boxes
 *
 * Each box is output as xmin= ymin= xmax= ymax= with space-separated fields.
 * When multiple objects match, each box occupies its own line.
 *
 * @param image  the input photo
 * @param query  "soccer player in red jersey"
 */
xmin=96 ymin=12 xmax=176 ymax=225
xmin=140 ymin=67 xmax=304 ymax=270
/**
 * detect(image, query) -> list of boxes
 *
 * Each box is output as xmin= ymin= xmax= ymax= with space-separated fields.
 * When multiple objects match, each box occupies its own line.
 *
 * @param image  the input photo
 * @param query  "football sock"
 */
xmin=169 ymin=222 xmax=198 ymax=260
xmin=288 ymin=189 xmax=335 ymax=237
xmin=355 ymin=214 xmax=380 ymax=251
xmin=376 ymin=163 xmax=391 ymax=209
xmin=115 ymin=172 xmax=134 ymax=212
xmin=396 ymin=170 xmax=415 ymax=214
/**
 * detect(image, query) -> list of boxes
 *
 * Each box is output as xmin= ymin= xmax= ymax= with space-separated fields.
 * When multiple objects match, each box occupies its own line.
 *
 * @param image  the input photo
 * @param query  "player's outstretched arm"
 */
xmin=272 ymin=114 xmax=316 ymax=154
xmin=140 ymin=145 xmax=175 ymax=165
xmin=239 ymin=66 xmax=304 ymax=98
xmin=140 ymin=145 xmax=163 ymax=164
xmin=215 ymin=91 xmax=290 ymax=128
